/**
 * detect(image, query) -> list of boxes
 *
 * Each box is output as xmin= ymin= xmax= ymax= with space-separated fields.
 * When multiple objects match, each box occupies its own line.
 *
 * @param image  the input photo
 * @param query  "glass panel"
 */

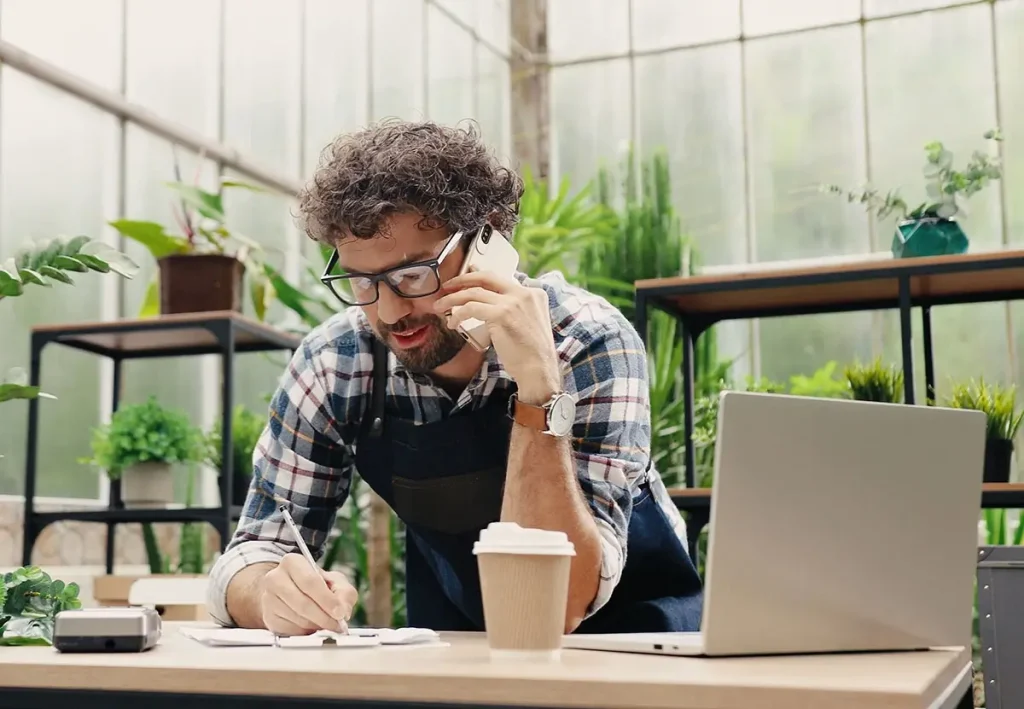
xmin=371 ymin=0 xmax=426 ymax=120
xmin=865 ymin=5 xmax=1009 ymax=403
xmin=427 ymin=3 xmax=474 ymax=126
xmin=476 ymin=0 xmax=510 ymax=56
xmin=744 ymin=25 xmax=875 ymax=383
xmin=122 ymin=0 xmax=221 ymax=503
xmin=635 ymin=45 xmax=746 ymax=269
xmin=222 ymin=0 xmax=304 ymax=416
xmin=632 ymin=0 xmax=741 ymax=52
xmin=998 ymin=0 xmax=1024 ymax=246
xmin=434 ymin=0 xmax=474 ymax=27
xmin=547 ymin=0 xmax=629 ymax=63
xmin=304 ymin=0 xmax=370 ymax=172
xmin=1007 ymin=0 xmax=1024 ymax=479
xmin=475 ymin=48 xmax=511 ymax=157
xmin=741 ymin=0 xmax=860 ymax=37
xmin=0 ymin=0 xmax=123 ymax=498
xmin=865 ymin=0 xmax=974 ymax=19
xmin=634 ymin=42 xmax=751 ymax=378
xmin=549 ymin=59 xmax=632 ymax=193
xmin=746 ymin=26 xmax=870 ymax=261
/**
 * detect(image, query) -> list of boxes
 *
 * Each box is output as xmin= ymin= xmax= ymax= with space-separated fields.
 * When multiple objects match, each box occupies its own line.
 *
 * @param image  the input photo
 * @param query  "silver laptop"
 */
xmin=563 ymin=391 xmax=986 ymax=657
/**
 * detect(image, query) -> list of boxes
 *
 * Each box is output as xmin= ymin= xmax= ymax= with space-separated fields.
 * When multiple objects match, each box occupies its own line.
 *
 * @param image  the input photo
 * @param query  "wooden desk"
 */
xmin=0 ymin=622 xmax=975 ymax=709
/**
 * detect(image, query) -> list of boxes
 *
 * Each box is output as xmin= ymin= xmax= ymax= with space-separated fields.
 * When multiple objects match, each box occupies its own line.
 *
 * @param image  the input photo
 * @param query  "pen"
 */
xmin=278 ymin=504 xmax=349 ymax=634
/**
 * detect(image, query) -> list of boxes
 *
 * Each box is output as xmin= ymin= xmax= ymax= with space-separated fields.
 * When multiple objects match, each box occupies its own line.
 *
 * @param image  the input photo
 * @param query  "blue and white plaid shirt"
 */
xmin=206 ymin=270 xmax=688 ymax=626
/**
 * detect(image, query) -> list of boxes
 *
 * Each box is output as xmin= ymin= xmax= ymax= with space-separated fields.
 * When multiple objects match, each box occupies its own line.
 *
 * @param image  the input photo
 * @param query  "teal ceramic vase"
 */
xmin=891 ymin=217 xmax=969 ymax=259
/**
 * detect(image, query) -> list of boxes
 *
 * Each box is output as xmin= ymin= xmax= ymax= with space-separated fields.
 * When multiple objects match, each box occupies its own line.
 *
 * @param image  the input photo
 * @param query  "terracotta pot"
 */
xmin=121 ymin=461 xmax=174 ymax=508
xmin=157 ymin=254 xmax=244 ymax=314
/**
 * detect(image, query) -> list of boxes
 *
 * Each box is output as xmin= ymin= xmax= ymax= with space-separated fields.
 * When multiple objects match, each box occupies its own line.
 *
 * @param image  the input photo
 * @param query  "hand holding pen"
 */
xmin=257 ymin=504 xmax=359 ymax=636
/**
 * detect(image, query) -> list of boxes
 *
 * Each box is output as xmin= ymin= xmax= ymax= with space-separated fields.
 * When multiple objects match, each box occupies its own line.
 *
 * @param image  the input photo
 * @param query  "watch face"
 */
xmin=548 ymin=394 xmax=576 ymax=436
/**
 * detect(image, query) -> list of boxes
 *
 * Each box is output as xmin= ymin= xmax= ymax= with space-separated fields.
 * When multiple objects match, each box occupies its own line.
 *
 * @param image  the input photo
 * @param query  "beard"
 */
xmin=374 ymin=313 xmax=466 ymax=373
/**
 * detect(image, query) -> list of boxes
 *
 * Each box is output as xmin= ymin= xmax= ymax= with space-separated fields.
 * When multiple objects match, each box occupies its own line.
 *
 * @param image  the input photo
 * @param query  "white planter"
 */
xmin=120 ymin=462 xmax=174 ymax=507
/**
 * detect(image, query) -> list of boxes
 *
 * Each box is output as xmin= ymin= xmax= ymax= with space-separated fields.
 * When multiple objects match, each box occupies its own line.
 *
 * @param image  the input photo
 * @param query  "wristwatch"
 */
xmin=508 ymin=391 xmax=576 ymax=437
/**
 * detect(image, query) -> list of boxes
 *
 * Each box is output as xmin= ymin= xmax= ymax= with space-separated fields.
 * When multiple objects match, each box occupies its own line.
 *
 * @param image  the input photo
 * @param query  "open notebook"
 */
xmin=180 ymin=625 xmax=443 ymax=648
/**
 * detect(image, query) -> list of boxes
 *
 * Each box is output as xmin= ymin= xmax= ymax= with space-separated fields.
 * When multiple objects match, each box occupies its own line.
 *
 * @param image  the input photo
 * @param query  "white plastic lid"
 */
xmin=472 ymin=522 xmax=576 ymax=556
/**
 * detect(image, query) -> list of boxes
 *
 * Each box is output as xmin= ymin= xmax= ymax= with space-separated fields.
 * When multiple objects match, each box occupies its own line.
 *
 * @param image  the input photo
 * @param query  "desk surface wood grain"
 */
xmin=0 ymin=622 xmax=971 ymax=709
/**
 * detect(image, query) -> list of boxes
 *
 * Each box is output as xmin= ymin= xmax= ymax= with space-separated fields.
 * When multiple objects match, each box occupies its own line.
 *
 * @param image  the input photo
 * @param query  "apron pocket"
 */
xmin=391 ymin=468 xmax=505 ymax=535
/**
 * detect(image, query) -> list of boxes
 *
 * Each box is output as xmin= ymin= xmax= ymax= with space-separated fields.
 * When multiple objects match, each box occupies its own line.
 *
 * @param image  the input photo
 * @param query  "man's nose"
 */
xmin=375 ymin=285 xmax=413 ymax=325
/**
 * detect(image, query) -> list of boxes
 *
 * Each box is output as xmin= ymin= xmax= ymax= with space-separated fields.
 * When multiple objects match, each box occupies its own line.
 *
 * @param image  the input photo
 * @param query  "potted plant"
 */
xmin=843 ymin=358 xmax=903 ymax=403
xmin=0 ymin=235 xmax=138 ymax=408
xmin=81 ymin=396 xmax=206 ymax=507
xmin=206 ymin=404 xmax=265 ymax=506
xmin=823 ymin=129 xmax=1002 ymax=258
xmin=945 ymin=379 xmax=1024 ymax=483
xmin=108 ymin=162 xmax=273 ymax=318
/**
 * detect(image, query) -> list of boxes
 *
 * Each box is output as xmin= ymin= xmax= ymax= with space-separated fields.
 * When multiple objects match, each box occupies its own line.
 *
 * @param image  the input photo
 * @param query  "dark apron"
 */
xmin=352 ymin=339 xmax=704 ymax=633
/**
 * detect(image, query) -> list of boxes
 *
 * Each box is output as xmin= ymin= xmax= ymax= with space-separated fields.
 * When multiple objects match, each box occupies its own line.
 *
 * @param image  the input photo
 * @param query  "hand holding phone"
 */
xmin=450 ymin=224 xmax=520 ymax=351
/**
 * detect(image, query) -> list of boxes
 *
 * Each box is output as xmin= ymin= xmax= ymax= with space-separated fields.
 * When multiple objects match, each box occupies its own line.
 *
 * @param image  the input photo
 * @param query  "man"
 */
xmin=206 ymin=119 xmax=704 ymax=635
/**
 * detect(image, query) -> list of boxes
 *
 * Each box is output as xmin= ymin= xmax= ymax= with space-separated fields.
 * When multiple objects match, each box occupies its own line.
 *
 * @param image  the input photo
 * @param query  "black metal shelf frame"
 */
xmin=21 ymin=314 xmax=299 ymax=573
xmin=635 ymin=252 xmax=1024 ymax=490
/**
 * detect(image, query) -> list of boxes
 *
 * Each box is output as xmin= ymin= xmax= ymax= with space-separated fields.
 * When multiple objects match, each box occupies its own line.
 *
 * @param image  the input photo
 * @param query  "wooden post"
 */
xmin=510 ymin=0 xmax=550 ymax=181
xmin=366 ymin=490 xmax=393 ymax=627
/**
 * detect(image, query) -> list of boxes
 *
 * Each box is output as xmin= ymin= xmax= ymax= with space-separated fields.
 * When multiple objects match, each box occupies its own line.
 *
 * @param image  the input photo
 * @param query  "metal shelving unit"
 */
xmin=21 ymin=311 xmax=302 ymax=573
xmin=634 ymin=249 xmax=1024 ymax=555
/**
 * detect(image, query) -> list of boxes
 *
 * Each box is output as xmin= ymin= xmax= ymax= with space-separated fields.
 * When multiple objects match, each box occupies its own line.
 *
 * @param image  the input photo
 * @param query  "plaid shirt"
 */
xmin=206 ymin=270 xmax=688 ymax=626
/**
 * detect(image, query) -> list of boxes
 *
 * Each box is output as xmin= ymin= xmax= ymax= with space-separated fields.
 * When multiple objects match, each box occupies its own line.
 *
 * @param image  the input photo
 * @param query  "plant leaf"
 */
xmin=107 ymin=220 xmax=190 ymax=259
xmin=74 ymin=254 xmax=110 ymax=273
xmin=164 ymin=182 xmax=226 ymax=222
xmin=62 ymin=235 xmax=91 ymax=256
xmin=0 ymin=383 xmax=55 ymax=403
xmin=37 ymin=265 xmax=73 ymax=285
xmin=17 ymin=268 xmax=48 ymax=285
xmin=53 ymin=255 xmax=89 ymax=273
xmin=137 ymin=277 xmax=160 ymax=318
xmin=221 ymin=178 xmax=265 ymax=192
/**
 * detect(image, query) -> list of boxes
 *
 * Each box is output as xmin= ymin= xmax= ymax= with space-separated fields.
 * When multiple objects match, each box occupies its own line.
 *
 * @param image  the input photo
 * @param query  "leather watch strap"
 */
xmin=510 ymin=394 xmax=548 ymax=432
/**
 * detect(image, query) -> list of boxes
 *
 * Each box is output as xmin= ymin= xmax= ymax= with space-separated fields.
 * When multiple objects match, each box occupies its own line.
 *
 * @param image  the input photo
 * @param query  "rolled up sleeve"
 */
xmin=206 ymin=340 xmax=354 ymax=626
xmin=563 ymin=320 xmax=654 ymax=618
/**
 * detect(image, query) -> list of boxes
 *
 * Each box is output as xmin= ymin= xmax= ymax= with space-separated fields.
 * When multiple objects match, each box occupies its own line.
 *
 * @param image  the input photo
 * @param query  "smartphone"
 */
xmin=452 ymin=224 xmax=520 ymax=351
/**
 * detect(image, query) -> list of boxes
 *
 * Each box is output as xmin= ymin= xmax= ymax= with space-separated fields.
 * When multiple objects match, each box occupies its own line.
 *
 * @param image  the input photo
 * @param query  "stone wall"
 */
xmin=0 ymin=498 xmax=222 ymax=569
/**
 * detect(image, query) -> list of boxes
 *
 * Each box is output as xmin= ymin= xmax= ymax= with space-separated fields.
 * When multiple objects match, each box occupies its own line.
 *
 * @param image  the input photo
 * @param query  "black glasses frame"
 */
xmin=320 ymin=228 xmax=471 ymax=306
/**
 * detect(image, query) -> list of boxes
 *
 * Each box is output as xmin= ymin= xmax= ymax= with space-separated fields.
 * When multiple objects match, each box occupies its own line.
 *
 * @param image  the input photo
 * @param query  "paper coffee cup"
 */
xmin=473 ymin=522 xmax=576 ymax=659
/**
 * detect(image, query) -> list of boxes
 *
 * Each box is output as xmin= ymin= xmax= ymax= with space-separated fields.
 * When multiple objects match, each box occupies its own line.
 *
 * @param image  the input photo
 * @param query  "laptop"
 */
xmin=562 ymin=391 xmax=986 ymax=657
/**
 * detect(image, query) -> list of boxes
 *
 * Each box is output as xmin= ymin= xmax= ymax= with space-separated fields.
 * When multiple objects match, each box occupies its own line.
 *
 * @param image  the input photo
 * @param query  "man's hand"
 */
xmin=259 ymin=554 xmax=358 ymax=636
xmin=434 ymin=271 xmax=561 ymax=403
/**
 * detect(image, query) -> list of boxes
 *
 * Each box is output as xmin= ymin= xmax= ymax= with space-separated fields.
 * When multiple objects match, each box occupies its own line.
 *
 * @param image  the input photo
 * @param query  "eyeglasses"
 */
xmin=320 ymin=229 xmax=468 ymax=307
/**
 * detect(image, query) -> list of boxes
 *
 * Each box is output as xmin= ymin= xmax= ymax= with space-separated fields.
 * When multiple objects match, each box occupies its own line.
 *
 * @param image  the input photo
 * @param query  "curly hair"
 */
xmin=296 ymin=119 xmax=524 ymax=245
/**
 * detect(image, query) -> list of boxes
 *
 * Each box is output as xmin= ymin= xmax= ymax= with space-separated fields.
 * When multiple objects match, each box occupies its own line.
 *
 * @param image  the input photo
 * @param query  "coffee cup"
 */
xmin=473 ymin=522 xmax=576 ymax=659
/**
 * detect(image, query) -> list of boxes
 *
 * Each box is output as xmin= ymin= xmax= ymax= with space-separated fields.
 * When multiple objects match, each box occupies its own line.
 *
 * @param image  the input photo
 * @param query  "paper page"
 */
xmin=179 ymin=626 xmax=441 ymax=647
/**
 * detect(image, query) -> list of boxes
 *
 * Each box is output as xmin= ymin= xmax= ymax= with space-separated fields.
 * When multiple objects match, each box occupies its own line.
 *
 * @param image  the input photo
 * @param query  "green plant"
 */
xmin=0 ymin=235 xmax=138 ymax=406
xmin=690 ymin=375 xmax=786 ymax=488
xmin=788 ymin=360 xmax=852 ymax=399
xmin=945 ymin=378 xmax=1024 ymax=441
xmin=110 ymin=168 xmax=274 ymax=319
xmin=844 ymin=358 xmax=903 ymax=403
xmin=824 ymin=129 xmax=1002 ymax=222
xmin=0 ymin=566 xmax=82 ymax=646
xmin=206 ymin=404 xmax=265 ymax=474
xmin=81 ymin=396 xmax=206 ymax=479
xmin=513 ymin=167 xmax=618 ymax=279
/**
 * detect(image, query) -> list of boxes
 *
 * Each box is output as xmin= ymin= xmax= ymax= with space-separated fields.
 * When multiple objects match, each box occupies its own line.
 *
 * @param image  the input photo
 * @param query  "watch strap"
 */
xmin=508 ymin=392 xmax=550 ymax=432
